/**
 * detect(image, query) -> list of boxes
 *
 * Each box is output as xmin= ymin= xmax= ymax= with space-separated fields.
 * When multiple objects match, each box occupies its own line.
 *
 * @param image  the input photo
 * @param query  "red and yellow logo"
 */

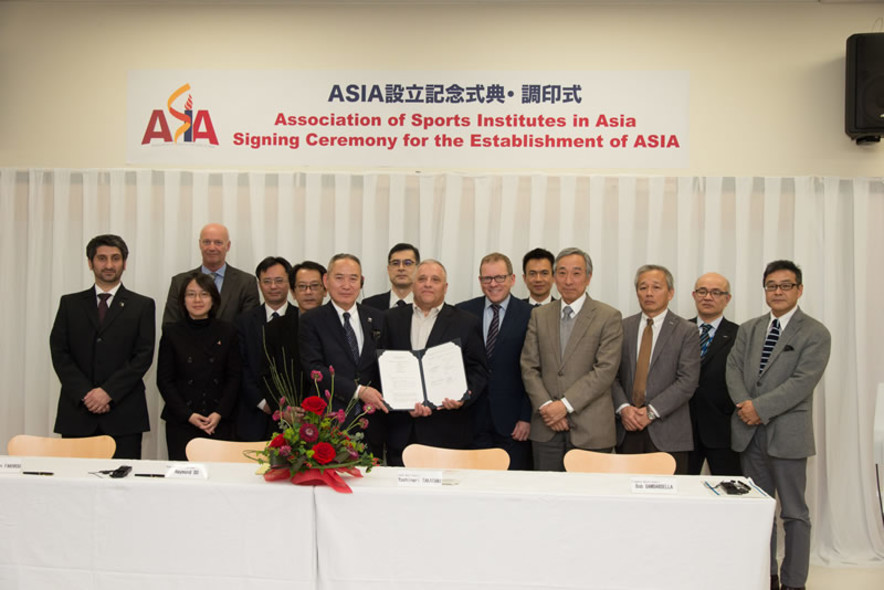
xmin=141 ymin=84 xmax=218 ymax=145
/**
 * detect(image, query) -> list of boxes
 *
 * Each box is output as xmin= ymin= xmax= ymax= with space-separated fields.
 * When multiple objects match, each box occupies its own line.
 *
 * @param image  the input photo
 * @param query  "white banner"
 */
xmin=127 ymin=70 xmax=689 ymax=169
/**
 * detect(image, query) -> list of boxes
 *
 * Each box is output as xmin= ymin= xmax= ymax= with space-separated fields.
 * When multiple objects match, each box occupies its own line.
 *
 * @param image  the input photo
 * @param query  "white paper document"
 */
xmin=377 ymin=341 xmax=468 ymax=411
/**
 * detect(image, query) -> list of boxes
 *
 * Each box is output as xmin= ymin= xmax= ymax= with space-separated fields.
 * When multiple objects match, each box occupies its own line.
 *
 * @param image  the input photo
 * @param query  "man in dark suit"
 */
xmin=290 ymin=260 xmax=327 ymax=313
xmin=521 ymin=247 xmax=623 ymax=471
xmin=687 ymin=272 xmax=742 ymax=476
xmin=299 ymin=254 xmax=387 ymax=457
xmin=162 ymin=223 xmax=259 ymax=325
xmin=235 ymin=256 xmax=298 ymax=442
xmin=50 ymin=234 xmax=155 ymax=459
xmin=380 ymin=259 xmax=489 ymax=467
xmin=612 ymin=264 xmax=700 ymax=475
xmin=522 ymin=247 xmax=557 ymax=306
xmin=362 ymin=243 xmax=420 ymax=310
xmin=457 ymin=253 xmax=533 ymax=470
xmin=727 ymin=260 xmax=830 ymax=590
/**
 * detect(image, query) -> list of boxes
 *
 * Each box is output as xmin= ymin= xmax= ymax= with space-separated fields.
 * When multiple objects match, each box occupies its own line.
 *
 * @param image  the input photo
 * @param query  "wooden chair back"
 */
xmin=7 ymin=434 xmax=116 ymax=459
xmin=185 ymin=438 xmax=268 ymax=463
xmin=402 ymin=444 xmax=510 ymax=471
xmin=563 ymin=449 xmax=676 ymax=475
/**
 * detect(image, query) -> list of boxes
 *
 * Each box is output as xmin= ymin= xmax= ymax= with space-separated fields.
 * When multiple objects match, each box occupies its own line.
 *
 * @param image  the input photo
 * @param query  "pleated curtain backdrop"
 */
xmin=1 ymin=168 xmax=882 ymax=565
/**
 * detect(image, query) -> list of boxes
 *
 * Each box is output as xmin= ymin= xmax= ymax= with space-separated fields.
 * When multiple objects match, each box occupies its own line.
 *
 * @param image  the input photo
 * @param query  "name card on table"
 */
xmin=631 ymin=477 xmax=678 ymax=494
xmin=398 ymin=470 xmax=444 ymax=487
xmin=0 ymin=459 xmax=23 ymax=474
xmin=165 ymin=463 xmax=208 ymax=480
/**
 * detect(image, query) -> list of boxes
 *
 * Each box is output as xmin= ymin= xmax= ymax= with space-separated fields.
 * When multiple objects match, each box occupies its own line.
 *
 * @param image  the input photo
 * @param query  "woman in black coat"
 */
xmin=157 ymin=272 xmax=242 ymax=460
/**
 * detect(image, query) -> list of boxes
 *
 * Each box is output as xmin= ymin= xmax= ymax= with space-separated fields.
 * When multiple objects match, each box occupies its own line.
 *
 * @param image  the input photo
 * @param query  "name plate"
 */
xmin=631 ymin=477 xmax=678 ymax=494
xmin=0 ymin=459 xmax=23 ymax=474
xmin=165 ymin=463 xmax=208 ymax=480
xmin=397 ymin=470 xmax=444 ymax=487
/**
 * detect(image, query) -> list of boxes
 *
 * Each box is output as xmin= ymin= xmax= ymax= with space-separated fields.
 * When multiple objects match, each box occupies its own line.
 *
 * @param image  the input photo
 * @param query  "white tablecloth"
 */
xmin=314 ymin=467 xmax=775 ymax=590
xmin=0 ymin=456 xmax=315 ymax=590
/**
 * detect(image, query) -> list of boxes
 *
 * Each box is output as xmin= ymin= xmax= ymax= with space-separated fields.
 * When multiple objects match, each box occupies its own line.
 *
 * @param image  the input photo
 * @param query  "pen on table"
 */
xmin=23 ymin=471 xmax=54 ymax=476
xmin=134 ymin=473 xmax=165 ymax=478
xmin=703 ymin=480 xmax=720 ymax=495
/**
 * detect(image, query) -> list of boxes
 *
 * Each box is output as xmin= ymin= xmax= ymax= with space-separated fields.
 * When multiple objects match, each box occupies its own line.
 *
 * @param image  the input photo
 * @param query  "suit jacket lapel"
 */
xmin=81 ymin=289 xmax=101 ymax=331
xmin=426 ymin=305 xmax=454 ymax=348
xmin=762 ymin=309 xmax=803 ymax=375
xmin=100 ymin=285 xmax=128 ymax=332
xmin=702 ymin=321 xmax=733 ymax=365
xmin=562 ymin=298 xmax=593 ymax=365
xmin=649 ymin=313 xmax=677 ymax=369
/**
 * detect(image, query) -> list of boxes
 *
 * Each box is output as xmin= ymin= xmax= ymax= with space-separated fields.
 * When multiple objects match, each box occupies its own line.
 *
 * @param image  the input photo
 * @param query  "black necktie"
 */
xmin=699 ymin=323 xmax=713 ymax=357
xmin=396 ymin=299 xmax=407 ymax=308
xmin=486 ymin=303 xmax=501 ymax=359
xmin=343 ymin=312 xmax=360 ymax=363
xmin=759 ymin=318 xmax=780 ymax=374
xmin=98 ymin=293 xmax=110 ymax=324
xmin=271 ymin=311 xmax=280 ymax=320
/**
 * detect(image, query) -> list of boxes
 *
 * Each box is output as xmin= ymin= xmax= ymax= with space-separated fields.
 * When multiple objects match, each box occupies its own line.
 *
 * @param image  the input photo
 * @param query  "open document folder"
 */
xmin=377 ymin=340 xmax=468 ymax=410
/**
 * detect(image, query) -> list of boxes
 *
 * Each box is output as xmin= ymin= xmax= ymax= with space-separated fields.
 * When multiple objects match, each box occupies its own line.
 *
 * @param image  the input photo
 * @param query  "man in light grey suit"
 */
xmin=520 ymin=247 xmax=623 ymax=472
xmin=162 ymin=223 xmax=259 ymax=325
xmin=612 ymin=264 xmax=700 ymax=475
xmin=726 ymin=260 xmax=830 ymax=590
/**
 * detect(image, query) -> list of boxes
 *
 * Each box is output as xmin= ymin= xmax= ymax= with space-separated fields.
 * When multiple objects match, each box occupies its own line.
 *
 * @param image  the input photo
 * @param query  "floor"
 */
xmin=806 ymin=565 xmax=884 ymax=589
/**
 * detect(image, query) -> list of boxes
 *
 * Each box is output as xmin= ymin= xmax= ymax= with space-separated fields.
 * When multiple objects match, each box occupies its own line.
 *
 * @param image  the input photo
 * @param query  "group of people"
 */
xmin=48 ymin=223 xmax=830 ymax=590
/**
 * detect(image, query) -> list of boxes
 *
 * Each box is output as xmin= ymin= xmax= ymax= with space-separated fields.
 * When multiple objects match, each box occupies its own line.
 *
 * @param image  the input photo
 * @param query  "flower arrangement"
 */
xmin=247 ymin=365 xmax=378 ymax=493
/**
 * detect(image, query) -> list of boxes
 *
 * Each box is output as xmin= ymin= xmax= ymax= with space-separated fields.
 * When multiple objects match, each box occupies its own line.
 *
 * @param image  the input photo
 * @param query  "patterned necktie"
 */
xmin=632 ymin=318 xmax=654 ymax=407
xmin=486 ymin=303 xmax=501 ymax=359
xmin=759 ymin=318 xmax=780 ymax=374
xmin=97 ymin=293 xmax=111 ymax=324
xmin=343 ymin=312 xmax=360 ymax=363
xmin=560 ymin=305 xmax=574 ymax=358
xmin=699 ymin=323 xmax=713 ymax=357
xmin=210 ymin=271 xmax=222 ymax=293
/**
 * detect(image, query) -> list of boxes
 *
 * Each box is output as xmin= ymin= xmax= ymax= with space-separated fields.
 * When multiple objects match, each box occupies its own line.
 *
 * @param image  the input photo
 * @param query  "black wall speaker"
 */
xmin=846 ymin=33 xmax=884 ymax=144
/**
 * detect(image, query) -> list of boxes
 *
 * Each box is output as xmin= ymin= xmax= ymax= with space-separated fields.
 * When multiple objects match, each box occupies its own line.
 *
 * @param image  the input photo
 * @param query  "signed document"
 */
xmin=377 ymin=341 xmax=468 ymax=411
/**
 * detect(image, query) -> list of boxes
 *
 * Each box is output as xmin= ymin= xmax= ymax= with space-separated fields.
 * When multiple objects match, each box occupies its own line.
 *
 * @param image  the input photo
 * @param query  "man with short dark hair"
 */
xmin=162 ymin=223 xmax=259 ymax=325
xmin=290 ymin=260 xmax=327 ymax=313
xmin=457 ymin=253 xmax=533 ymax=469
xmin=381 ymin=260 xmax=489 ymax=466
xmin=50 ymin=234 xmax=155 ymax=459
xmin=299 ymin=254 xmax=387 ymax=457
xmin=521 ymin=247 xmax=622 ymax=471
xmin=522 ymin=247 xmax=557 ymax=306
xmin=727 ymin=260 xmax=830 ymax=590
xmin=235 ymin=256 xmax=297 ymax=441
xmin=612 ymin=264 xmax=700 ymax=475
xmin=363 ymin=243 xmax=420 ymax=310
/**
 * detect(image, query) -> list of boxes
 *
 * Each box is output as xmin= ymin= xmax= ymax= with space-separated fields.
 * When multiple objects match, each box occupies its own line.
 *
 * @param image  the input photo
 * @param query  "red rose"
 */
xmin=311 ymin=442 xmax=335 ymax=465
xmin=269 ymin=433 xmax=286 ymax=448
xmin=301 ymin=396 xmax=327 ymax=416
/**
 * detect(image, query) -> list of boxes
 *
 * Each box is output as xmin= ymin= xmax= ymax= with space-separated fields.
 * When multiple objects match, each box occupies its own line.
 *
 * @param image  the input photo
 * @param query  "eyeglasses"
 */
xmin=694 ymin=288 xmax=729 ymax=298
xmin=296 ymin=283 xmax=323 ymax=292
xmin=388 ymin=259 xmax=416 ymax=268
xmin=260 ymin=277 xmax=287 ymax=287
xmin=764 ymin=283 xmax=799 ymax=292
xmin=479 ymin=275 xmax=509 ymax=285
xmin=185 ymin=291 xmax=211 ymax=299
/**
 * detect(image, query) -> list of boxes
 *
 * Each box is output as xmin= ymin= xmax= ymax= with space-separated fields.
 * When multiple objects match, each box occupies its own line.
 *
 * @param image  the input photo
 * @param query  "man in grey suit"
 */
xmin=520 ymin=247 xmax=623 ymax=471
xmin=162 ymin=223 xmax=259 ymax=325
xmin=726 ymin=260 xmax=830 ymax=590
xmin=612 ymin=264 xmax=700 ymax=474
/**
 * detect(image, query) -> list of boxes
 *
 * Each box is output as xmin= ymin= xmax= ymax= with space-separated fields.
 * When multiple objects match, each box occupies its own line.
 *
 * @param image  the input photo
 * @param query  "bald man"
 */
xmin=162 ymin=223 xmax=259 ymax=325
xmin=687 ymin=272 xmax=741 ymax=476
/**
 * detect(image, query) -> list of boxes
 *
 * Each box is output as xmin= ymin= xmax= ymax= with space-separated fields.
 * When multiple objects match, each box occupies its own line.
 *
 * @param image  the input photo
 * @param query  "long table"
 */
xmin=315 ymin=468 xmax=776 ymax=590
xmin=0 ymin=456 xmax=315 ymax=590
xmin=0 ymin=458 xmax=774 ymax=590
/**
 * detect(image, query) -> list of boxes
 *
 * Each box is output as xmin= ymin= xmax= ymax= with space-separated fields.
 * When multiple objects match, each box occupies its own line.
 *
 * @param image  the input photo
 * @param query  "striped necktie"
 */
xmin=699 ymin=323 xmax=713 ymax=357
xmin=343 ymin=312 xmax=360 ymax=363
xmin=486 ymin=303 xmax=501 ymax=359
xmin=758 ymin=318 xmax=780 ymax=374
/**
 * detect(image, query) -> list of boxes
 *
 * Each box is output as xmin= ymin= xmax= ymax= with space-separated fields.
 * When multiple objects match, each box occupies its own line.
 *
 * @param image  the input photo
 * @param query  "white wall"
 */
xmin=3 ymin=0 xmax=884 ymax=176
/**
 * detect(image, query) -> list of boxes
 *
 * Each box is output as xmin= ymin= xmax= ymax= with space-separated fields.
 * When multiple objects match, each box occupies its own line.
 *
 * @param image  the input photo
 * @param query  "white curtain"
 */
xmin=1 ymin=169 xmax=882 ymax=566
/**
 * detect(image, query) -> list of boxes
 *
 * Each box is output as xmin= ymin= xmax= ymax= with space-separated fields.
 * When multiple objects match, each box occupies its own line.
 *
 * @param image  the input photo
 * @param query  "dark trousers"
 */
xmin=63 ymin=428 xmax=143 ymax=460
xmin=687 ymin=442 xmax=743 ymax=476
xmin=617 ymin=428 xmax=689 ymax=475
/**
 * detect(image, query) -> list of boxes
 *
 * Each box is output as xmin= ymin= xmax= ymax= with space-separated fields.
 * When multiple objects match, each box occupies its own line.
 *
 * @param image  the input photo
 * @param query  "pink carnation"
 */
xmin=358 ymin=417 xmax=369 ymax=429
xmin=335 ymin=409 xmax=347 ymax=423
xmin=280 ymin=445 xmax=292 ymax=457
xmin=364 ymin=403 xmax=376 ymax=415
xmin=310 ymin=370 xmax=323 ymax=382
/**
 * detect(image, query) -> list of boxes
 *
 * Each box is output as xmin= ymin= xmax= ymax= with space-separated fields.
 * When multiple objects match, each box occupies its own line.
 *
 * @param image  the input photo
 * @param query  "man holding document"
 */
xmin=378 ymin=260 xmax=489 ymax=466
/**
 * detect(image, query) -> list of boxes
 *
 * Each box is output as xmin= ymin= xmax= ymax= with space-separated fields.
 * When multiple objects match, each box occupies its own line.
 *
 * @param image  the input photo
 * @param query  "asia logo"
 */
xmin=141 ymin=83 xmax=218 ymax=145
